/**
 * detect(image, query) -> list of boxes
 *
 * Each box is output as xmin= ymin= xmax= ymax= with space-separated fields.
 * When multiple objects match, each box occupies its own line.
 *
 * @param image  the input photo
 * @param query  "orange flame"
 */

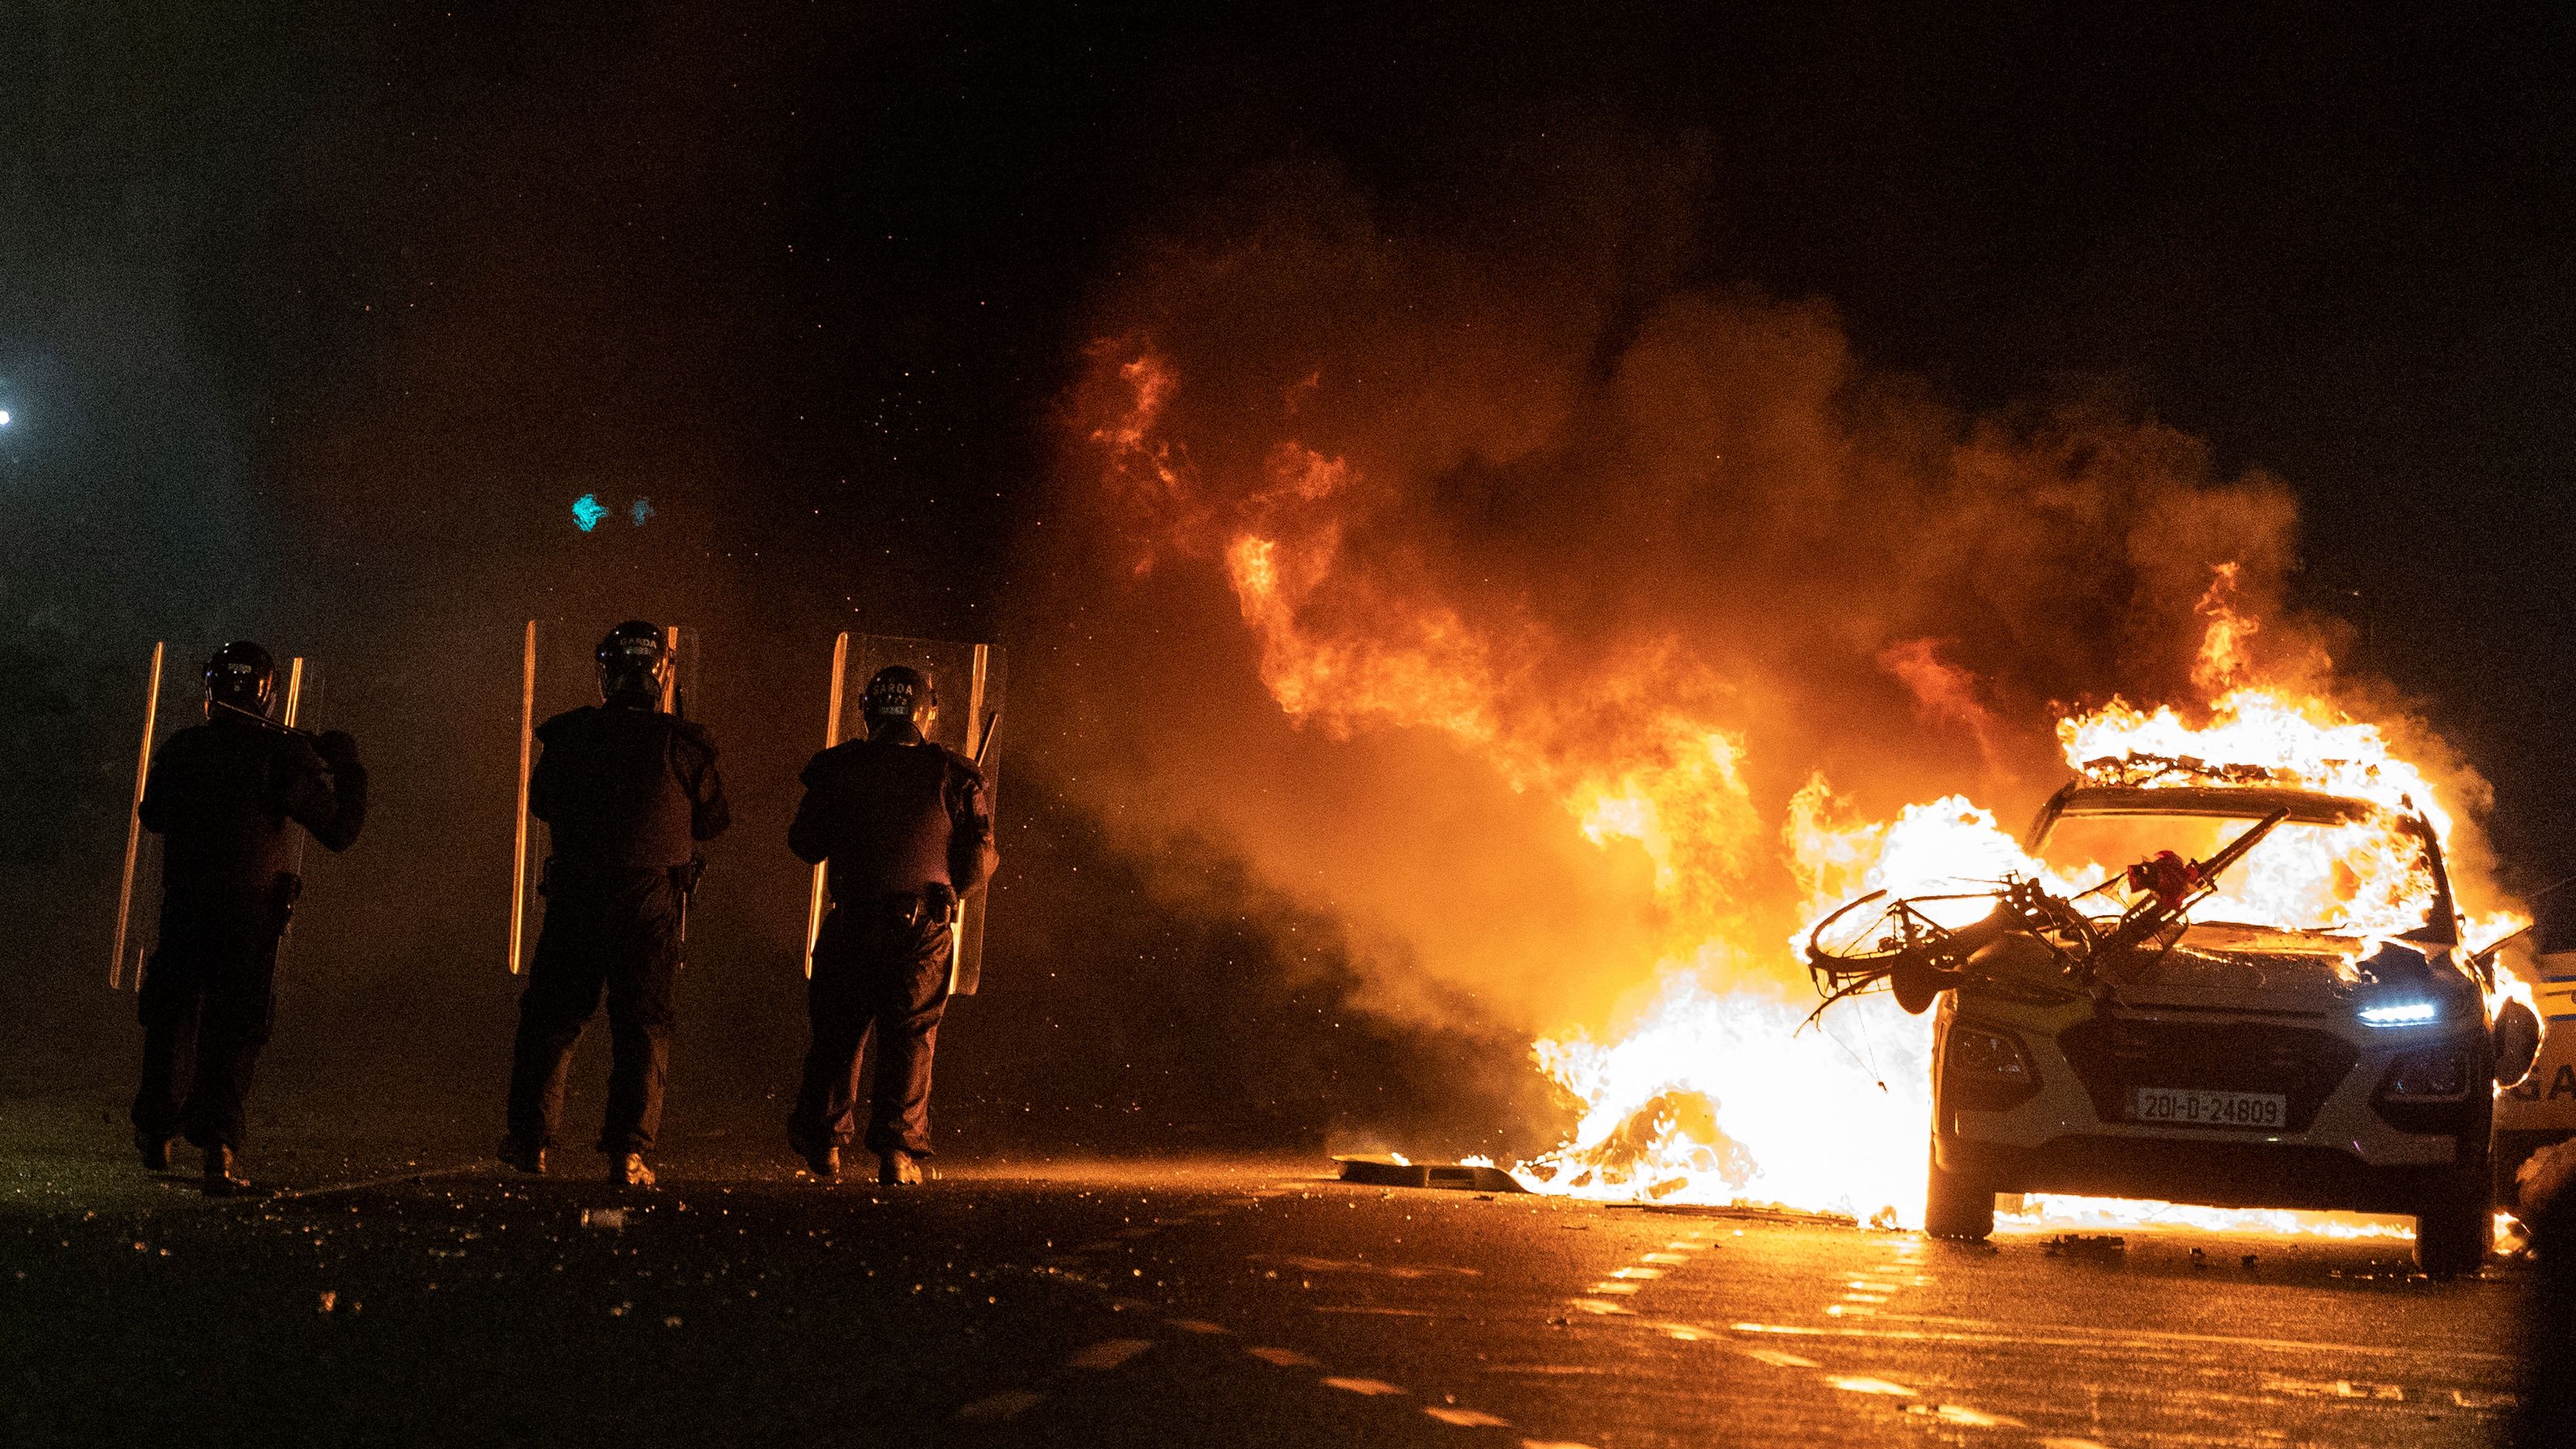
xmin=2191 ymin=561 xmax=2260 ymax=695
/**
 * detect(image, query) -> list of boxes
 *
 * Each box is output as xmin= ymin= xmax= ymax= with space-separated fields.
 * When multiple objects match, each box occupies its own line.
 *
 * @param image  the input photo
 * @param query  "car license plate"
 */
xmin=2128 ymin=1087 xmax=2285 ymax=1129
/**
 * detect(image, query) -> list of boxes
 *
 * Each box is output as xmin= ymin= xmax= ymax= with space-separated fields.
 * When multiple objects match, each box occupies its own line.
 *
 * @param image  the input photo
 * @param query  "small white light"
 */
xmin=2361 ymin=1001 xmax=2439 ymax=1027
xmin=0 ymin=410 xmax=11 ymax=426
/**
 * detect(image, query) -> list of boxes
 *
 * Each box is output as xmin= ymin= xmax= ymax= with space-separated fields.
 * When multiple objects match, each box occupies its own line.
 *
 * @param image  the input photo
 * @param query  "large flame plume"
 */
xmin=1044 ymin=159 xmax=2520 ymax=1227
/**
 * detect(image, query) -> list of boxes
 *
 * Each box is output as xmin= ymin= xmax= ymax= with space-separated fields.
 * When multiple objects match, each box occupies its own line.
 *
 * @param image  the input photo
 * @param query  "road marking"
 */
xmin=2260 ymin=1376 xmax=2404 ymax=1400
xmin=1908 ymin=1404 xmax=2023 ymax=1428
xmin=955 ymin=1389 xmax=1048 ymax=1421
xmin=1641 ymin=1252 xmax=1691 ymax=1265
xmin=1741 ymin=1348 xmax=1818 ymax=1369
xmin=1424 ymin=1406 xmax=1511 ymax=1426
xmin=1322 ymin=1376 xmax=1407 ymax=1396
xmin=1066 ymin=1338 xmax=1154 ymax=1371
xmin=1166 ymin=1318 xmax=1230 ymax=1334
xmin=1608 ymin=1266 xmax=1663 ymax=1280
xmin=1586 ymin=1282 xmax=1640 ymax=1295
xmin=1519 ymin=1442 xmax=1602 ymax=1449
xmin=1568 ymin=1298 xmax=1636 ymax=1316
xmin=1824 ymin=1375 xmax=1915 ymax=1396
xmin=1246 ymin=1345 xmax=1319 ymax=1367
xmin=2037 ymin=1439 xmax=2116 ymax=1449
xmin=1732 ymin=1314 xmax=2512 ymax=1366
xmin=1255 ymin=1254 xmax=1483 ymax=1279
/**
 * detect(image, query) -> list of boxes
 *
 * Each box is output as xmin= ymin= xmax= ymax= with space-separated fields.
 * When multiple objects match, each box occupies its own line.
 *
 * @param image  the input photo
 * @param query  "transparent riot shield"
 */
xmin=802 ymin=633 xmax=1004 ymax=994
xmin=269 ymin=658 xmax=323 ymax=972
xmin=108 ymin=642 xmax=175 ymax=989
xmin=506 ymin=621 xmax=701 ymax=973
xmin=111 ymin=646 xmax=321 ymax=989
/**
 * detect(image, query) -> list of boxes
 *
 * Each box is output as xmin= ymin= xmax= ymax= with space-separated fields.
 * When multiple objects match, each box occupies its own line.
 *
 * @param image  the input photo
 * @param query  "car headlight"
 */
xmin=1943 ymin=1021 xmax=2041 ymax=1111
xmin=2360 ymin=1001 xmax=2441 ymax=1027
xmin=2376 ymin=1045 xmax=2474 ymax=1103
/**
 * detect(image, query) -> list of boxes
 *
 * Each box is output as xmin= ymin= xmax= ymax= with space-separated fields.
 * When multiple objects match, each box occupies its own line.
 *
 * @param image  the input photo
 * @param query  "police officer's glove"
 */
xmin=923 ymin=882 xmax=959 ymax=923
xmin=315 ymin=730 xmax=362 ymax=769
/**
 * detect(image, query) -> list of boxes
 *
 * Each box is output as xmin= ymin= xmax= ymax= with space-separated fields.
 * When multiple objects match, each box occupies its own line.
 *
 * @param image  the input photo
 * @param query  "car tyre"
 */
xmin=2414 ymin=1166 xmax=2493 ymax=1277
xmin=1924 ymin=1136 xmax=1995 ymax=1240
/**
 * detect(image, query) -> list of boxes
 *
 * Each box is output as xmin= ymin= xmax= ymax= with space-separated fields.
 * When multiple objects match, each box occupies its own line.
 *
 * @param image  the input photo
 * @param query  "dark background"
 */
xmin=2 ymin=4 xmax=2568 ymax=1150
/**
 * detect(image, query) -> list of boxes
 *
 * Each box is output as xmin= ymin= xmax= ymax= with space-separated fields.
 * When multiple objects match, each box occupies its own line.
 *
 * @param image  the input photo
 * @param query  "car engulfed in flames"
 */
xmin=1802 ymin=765 xmax=2542 ymax=1273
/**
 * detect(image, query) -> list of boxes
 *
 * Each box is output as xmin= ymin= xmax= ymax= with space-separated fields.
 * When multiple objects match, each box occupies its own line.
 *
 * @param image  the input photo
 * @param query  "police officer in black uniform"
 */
xmin=500 ymin=622 xmax=729 ymax=1186
xmin=787 ymin=664 xmax=997 ymax=1184
xmin=134 ymin=642 xmax=367 ymax=1196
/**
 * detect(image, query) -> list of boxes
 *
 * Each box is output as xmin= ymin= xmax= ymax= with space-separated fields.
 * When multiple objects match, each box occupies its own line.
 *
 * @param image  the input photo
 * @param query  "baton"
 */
xmin=210 ymin=697 xmax=321 ymax=742
xmin=974 ymin=709 xmax=1001 ymax=768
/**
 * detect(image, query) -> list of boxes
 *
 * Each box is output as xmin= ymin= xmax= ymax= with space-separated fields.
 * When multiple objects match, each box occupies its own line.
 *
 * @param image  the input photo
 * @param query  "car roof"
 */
xmin=2028 ymin=784 xmax=2395 ymax=847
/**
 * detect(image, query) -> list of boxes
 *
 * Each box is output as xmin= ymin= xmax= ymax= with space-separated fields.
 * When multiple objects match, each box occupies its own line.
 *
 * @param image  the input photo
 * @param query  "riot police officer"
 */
xmin=787 ymin=664 xmax=997 ymax=1184
xmin=134 ymin=642 xmax=367 ymax=1196
xmin=501 ymin=621 xmax=729 ymax=1186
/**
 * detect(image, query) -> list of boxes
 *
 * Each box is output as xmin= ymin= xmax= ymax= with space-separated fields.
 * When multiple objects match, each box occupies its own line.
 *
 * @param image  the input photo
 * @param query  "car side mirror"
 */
xmin=2494 ymin=998 xmax=2542 ymax=1088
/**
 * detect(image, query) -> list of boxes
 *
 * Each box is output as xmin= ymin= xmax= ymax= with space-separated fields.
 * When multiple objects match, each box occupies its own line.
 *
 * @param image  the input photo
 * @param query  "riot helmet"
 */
xmin=204 ymin=641 xmax=277 ymax=718
xmin=596 ymin=621 xmax=672 ymax=706
xmin=862 ymin=664 xmax=936 ymax=739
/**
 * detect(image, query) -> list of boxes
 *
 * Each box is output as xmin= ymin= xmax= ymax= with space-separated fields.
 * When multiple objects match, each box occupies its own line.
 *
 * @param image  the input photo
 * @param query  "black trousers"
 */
xmin=789 ymin=900 xmax=953 ymax=1158
xmin=2523 ymin=1188 xmax=2576 ymax=1446
xmin=505 ymin=868 xmax=683 ymax=1155
xmin=133 ymin=914 xmax=282 ymax=1153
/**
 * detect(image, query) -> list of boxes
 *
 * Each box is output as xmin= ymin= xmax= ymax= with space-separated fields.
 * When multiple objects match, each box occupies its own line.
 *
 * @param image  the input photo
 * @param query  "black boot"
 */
xmin=135 ymin=1129 xmax=172 ymax=1173
xmin=498 ymin=1137 xmax=547 ymax=1176
xmin=202 ymin=1145 xmax=255 ymax=1197
xmin=803 ymin=1146 xmax=839 ymax=1182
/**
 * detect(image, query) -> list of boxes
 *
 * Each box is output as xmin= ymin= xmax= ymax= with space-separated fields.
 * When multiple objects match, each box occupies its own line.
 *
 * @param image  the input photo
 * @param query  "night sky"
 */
xmin=3 ymin=5 xmax=2570 ymax=1139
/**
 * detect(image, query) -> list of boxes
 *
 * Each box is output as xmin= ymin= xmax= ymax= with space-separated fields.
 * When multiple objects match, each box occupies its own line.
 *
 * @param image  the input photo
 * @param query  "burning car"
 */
xmin=1808 ymin=766 xmax=2540 ymax=1274
xmin=2494 ymin=901 xmax=2576 ymax=1201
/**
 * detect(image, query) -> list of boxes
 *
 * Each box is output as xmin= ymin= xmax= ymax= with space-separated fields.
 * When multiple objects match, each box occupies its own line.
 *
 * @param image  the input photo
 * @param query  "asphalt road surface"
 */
xmin=0 ymin=1116 xmax=2532 ymax=1447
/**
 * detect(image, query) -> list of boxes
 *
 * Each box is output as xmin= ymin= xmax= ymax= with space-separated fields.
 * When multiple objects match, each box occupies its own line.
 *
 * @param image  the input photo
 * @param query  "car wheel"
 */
xmin=2493 ymin=1147 xmax=2523 ymax=1211
xmin=2415 ymin=1166 xmax=2493 ymax=1277
xmin=1924 ymin=1136 xmax=1994 ymax=1240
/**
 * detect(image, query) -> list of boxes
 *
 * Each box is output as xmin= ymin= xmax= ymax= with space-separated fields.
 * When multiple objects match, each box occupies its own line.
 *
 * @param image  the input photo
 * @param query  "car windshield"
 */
xmin=2034 ymin=810 xmax=2438 ymax=940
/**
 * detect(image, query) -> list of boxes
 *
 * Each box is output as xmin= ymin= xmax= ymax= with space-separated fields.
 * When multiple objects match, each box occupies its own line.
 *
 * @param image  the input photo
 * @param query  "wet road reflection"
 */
xmin=0 ymin=1140 xmax=2528 ymax=1447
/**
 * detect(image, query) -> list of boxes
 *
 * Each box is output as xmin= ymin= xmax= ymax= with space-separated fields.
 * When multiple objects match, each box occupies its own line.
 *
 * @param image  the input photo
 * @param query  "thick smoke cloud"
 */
xmin=1029 ymin=146 xmax=2387 ymax=1033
